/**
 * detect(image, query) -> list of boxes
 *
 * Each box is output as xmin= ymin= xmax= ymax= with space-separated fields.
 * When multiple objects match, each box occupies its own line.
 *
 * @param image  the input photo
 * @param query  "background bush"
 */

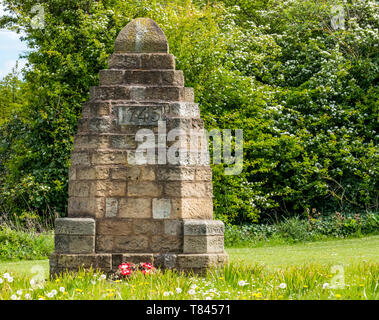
xmin=0 ymin=0 xmax=377 ymax=226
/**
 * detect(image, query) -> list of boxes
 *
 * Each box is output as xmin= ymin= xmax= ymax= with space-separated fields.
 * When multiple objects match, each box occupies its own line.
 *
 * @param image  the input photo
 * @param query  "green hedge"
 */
xmin=0 ymin=0 xmax=377 ymax=225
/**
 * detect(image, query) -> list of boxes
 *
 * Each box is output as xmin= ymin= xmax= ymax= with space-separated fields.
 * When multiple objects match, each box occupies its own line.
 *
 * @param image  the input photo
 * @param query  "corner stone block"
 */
xmin=54 ymin=218 xmax=96 ymax=254
xmin=55 ymin=218 xmax=95 ymax=235
xmin=183 ymin=220 xmax=225 ymax=254
xmin=183 ymin=220 xmax=224 ymax=236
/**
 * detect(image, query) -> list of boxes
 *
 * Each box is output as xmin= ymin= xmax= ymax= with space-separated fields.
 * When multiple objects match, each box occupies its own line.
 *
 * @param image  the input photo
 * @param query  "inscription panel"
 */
xmin=119 ymin=106 xmax=163 ymax=125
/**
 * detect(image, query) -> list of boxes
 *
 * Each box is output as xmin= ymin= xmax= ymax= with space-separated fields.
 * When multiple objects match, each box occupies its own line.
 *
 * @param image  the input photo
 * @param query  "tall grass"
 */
xmin=0 ymin=261 xmax=377 ymax=300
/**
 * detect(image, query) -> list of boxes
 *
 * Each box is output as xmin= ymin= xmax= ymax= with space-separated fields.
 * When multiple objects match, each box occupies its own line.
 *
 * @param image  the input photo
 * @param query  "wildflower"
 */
xmin=205 ymin=296 xmax=212 ymax=300
xmin=3 ymin=273 xmax=10 ymax=279
xmin=91 ymin=280 xmax=96 ymax=285
xmin=176 ymin=288 xmax=182 ymax=294
xmin=75 ymin=289 xmax=83 ymax=293
xmin=59 ymin=287 xmax=65 ymax=293
xmin=7 ymin=276 xmax=13 ymax=283
xmin=16 ymin=290 xmax=23 ymax=295
xmin=118 ymin=263 xmax=131 ymax=270
xmin=188 ymin=289 xmax=196 ymax=295
xmin=190 ymin=284 xmax=197 ymax=290
xmin=46 ymin=292 xmax=55 ymax=298
xmin=303 ymin=285 xmax=308 ymax=288
xmin=142 ymin=263 xmax=154 ymax=270
xmin=0 ymin=278 xmax=3 ymax=284
xmin=322 ymin=283 xmax=330 ymax=289
xmin=163 ymin=291 xmax=173 ymax=297
xmin=50 ymin=290 xmax=57 ymax=296
xmin=335 ymin=294 xmax=342 ymax=299
xmin=279 ymin=283 xmax=287 ymax=289
xmin=24 ymin=294 xmax=31 ymax=300
xmin=238 ymin=280 xmax=249 ymax=287
xmin=55 ymin=279 xmax=60 ymax=283
xmin=121 ymin=269 xmax=132 ymax=276
xmin=30 ymin=279 xmax=36 ymax=286
xmin=99 ymin=274 xmax=106 ymax=280
xmin=11 ymin=294 xmax=18 ymax=300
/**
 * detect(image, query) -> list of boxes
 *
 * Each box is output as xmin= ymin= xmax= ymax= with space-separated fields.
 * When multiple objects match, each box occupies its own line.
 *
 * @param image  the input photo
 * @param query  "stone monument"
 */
xmin=49 ymin=18 xmax=228 ymax=277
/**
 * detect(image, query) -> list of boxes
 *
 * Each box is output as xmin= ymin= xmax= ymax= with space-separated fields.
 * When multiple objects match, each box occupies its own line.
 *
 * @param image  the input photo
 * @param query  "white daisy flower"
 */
xmin=322 ymin=283 xmax=330 ymax=289
xmin=59 ymin=287 xmax=65 ymax=293
xmin=238 ymin=280 xmax=249 ymax=287
xmin=176 ymin=288 xmax=182 ymax=294
xmin=11 ymin=294 xmax=18 ymax=300
xmin=188 ymin=289 xmax=196 ymax=295
xmin=279 ymin=283 xmax=287 ymax=289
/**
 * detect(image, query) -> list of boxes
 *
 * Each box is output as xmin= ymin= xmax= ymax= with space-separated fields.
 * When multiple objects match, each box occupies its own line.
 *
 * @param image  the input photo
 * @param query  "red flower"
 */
xmin=121 ymin=269 xmax=132 ymax=276
xmin=118 ymin=263 xmax=131 ymax=270
xmin=142 ymin=263 xmax=153 ymax=270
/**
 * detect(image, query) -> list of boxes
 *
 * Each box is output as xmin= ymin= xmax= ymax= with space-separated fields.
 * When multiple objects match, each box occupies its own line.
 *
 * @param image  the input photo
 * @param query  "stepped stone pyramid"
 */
xmin=50 ymin=18 xmax=228 ymax=276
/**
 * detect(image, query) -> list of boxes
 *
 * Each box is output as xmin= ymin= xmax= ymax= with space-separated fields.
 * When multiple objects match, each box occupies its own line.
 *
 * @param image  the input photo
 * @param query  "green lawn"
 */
xmin=0 ymin=235 xmax=378 ymax=277
xmin=227 ymin=235 xmax=379 ymax=269
xmin=0 ymin=236 xmax=378 ymax=300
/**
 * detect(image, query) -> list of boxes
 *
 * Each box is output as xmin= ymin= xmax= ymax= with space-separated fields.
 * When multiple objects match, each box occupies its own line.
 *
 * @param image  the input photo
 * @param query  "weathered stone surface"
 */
xmin=183 ymin=235 xmax=224 ymax=254
xmin=183 ymin=220 xmax=224 ymax=236
xmin=68 ymin=197 xmax=105 ymax=218
xmin=115 ymin=18 xmax=168 ymax=53
xmin=50 ymin=253 xmax=112 ymax=270
xmin=176 ymin=253 xmax=228 ymax=269
xmin=151 ymin=235 xmax=182 ymax=253
xmin=179 ymin=198 xmax=214 ymax=219
xmin=157 ymin=167 xmax=195 ymax=181
xmin=76 ymin=167 xmax=110 ymax=180
xmin=96 ymin=219 xmax=133 ymax=236
xmin=105 ymin=198 xmax=118 ymax=217
xmin=152 ymin=198 xmax=171 ymax=219
xmin=55 ymin=235 xmax=95 ymax=254
xmin=55 ymin=218 xmax=95 ymax=235
xmin=128 ymin=182 xmax=162 ymax=197
xmin=164 ymin=220 xmax=183 ymax=236
xmin=52 ymin=17 xmax=227 ymax=276
xmin=118 ymin=198 xmax=151 ymax=218
xmin=154 ymin=253 xmax=177 ymax=269
xmin=108 ymin=53 xmax=175 ymax=70
xmin=96 ymin=235 xmax=149 ymax=252
xmin=133 ymin=219 xmax=163 ymax=234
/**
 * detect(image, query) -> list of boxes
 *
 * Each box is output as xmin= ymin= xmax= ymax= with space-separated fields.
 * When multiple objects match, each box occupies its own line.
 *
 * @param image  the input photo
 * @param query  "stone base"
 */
xmin=49 ymin=252 xmax=228 ymax=278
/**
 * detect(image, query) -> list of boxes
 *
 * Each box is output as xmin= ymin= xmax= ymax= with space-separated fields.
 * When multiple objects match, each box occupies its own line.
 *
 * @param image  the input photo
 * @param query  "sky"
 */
xmin=0 ymin=1 xmax=28 ymax=79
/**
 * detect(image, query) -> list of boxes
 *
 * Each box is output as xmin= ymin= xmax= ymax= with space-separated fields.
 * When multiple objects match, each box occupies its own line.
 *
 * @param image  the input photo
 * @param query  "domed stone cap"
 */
xmin=114 ymin=18 xmax=169 ymax=53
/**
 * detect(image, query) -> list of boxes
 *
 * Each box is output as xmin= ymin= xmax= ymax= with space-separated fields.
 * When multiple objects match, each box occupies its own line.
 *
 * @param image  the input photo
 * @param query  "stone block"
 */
xmin=99 ymin=69 xmax=124 ymax=85
xmin=110 ymin=167 xmax=128 ymax=180
xmin=164 ymin=220 xmax=183 ymax=236
xmin=55 ymin=218 xmax=95 ymax=235
xmin=183 ymin=235 xmax=224 ymax=254
xmin=118 ymin=198 xmax=151 ymax=218
xmin=179 ymin=198 xmax=214 ymax=219
xmin=133 ymin=219 xmax=163 ymax=234
xmin=127 ymin=182 xmax=162 ymax=197
xmin=92 ymin=181 xmax=126 ymax=197
xmin=140 ymin=53 xmax=175 ymax=69
xmin=176 ymin=253 xmax=228 ymax=270
xmin=50 ymin=253 xmax=112 ymax=270
xmin=183 ymin=220 xmax=224 ymax=236
xmin=96 ymin=219 xmax=133 ymax=236
xmin=157 ymin=167 xmax=195 ymax=181
xmin=76 ymin=167 xmax=109 ymax=180
xmin=67 ymin=197 xmax=105 ymax=218
xmin=152 ymin=198 xmax=171 ymax=219
xmin=105 ymin=198 xmax=118 ymax=217
xmin=110 ymin=135 xmax=136 ymax=149
xmin=151 ymin=235 xmax=182 ymax=253
xmin=55 ymin=235 xmax=95 ymax=254
xmin=88 ymin=117 xmax=112 ymax=133
xmin=71 ymin=152 xmax=90 ymax=166
xmin=96 ymin=235 xmax=149 ymax=252
xmin=92 ymin=152 xmax=127 ymax=165
xmin=153 ymin=253 xmax=177 ymax=269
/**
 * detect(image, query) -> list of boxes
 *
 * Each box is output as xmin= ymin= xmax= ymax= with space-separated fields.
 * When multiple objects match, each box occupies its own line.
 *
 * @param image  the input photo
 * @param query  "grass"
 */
xmin=0 ymin=235 xmax=378 ymax=300
xmin=228 ymin=235 xmax=379 ymax=269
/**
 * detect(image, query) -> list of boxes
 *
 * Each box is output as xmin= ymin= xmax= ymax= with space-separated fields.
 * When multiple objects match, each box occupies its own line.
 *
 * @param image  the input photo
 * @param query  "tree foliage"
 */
xmin=0 ymin=0 xmax=377 ymax=225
